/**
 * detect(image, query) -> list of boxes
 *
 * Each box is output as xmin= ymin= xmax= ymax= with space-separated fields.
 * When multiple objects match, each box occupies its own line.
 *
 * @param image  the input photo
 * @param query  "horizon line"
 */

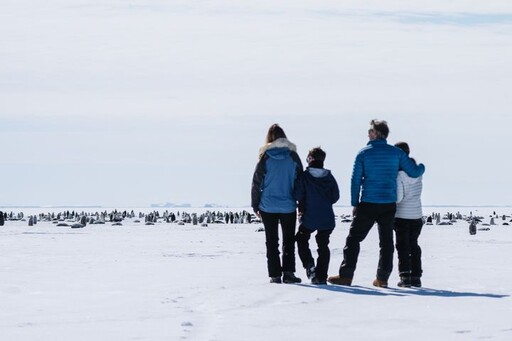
xmin=1 ymin=204 xmax=511 ymax=209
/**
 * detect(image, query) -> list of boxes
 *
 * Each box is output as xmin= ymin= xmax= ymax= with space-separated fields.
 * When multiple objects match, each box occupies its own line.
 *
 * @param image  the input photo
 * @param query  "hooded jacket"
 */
xmin=396 ymin=171 xmax=423 ymax=219
xmin=351 ymin=139 xmax=425 ymax=207
xmin=251 ymin=138 xmax=303 ymax=213
xmin=294 ymin=167 xmax=340 ymax=231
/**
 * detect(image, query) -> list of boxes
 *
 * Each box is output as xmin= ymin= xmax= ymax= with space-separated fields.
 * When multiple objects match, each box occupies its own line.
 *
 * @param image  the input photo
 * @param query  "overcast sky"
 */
xmin=1 ymin=1 xmax=512 ymax=207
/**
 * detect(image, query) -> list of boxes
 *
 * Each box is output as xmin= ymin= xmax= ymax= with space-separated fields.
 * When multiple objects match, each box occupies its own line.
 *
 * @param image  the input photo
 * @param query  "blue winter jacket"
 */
xmin=295 ymin=168 xmax=340 ymax=231
xmin=351 ymin=139 xmax=425 ymax=207
xmin=251 ymin=139 xmax=303 ymax=213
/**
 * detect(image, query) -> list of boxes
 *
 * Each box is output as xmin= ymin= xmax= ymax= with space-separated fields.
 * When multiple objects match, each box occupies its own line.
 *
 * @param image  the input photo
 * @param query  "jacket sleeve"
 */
xmin=251 ymin=156 xmax=266 ymax=212
xmin=396 ymin=174 xmax=405 ymax=203
xmin=291 ymin=151 xmax=304 ymax=179
xmin=350 ymin=152 xmax=364 ymax=207
xmin=290 ymin=151 xmax=304 ymax=190
xmin=399 ymin=152 xmax=425 ymax=178
xmin=331 ymin=175 xmax=340 ymax=205
xmin=294 ymin=174 xmax=306 ymax=213
xmin=291 ymin=151 xmax=304 ymax=212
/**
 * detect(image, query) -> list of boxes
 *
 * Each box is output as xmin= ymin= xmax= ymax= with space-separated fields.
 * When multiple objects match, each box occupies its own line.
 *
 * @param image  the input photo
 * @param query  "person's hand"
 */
xmin=297 ymin=211 xmax=304 ymax=223
xmin=352 ymin=207 xmax=357 ymax=217
xmin=254 ymin=210 xmax=261 ymax=219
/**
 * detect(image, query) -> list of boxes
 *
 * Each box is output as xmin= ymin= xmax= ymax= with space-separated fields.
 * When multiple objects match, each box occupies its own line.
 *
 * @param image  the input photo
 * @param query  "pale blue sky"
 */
xmin=1 ymin=1 xmax=512 ymax=207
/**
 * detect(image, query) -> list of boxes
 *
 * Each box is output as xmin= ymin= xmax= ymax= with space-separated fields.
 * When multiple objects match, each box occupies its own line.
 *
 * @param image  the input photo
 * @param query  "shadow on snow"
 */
xmin=297 ymin=284 xmax=509 ymax=298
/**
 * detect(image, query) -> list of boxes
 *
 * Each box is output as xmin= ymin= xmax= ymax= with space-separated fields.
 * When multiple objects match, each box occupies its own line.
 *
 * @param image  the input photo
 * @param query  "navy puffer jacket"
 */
xmin=295 ymin=167 xmax=340 ymax=231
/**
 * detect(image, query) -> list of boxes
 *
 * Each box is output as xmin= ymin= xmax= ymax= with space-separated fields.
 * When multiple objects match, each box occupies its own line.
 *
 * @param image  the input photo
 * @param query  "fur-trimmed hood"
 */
xmin=258 ymin=138 xmax=297 ymax=158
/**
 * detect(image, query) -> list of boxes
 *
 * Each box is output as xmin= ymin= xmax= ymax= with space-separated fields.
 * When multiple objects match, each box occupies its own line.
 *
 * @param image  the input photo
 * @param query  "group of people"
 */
xmin=251 ymin=120 xmax=426 ymax=288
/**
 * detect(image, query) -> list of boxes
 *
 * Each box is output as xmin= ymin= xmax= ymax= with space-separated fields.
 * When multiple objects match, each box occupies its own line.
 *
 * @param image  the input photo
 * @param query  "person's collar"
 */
xmin=367 ymin=138 xmax=387 ymax=145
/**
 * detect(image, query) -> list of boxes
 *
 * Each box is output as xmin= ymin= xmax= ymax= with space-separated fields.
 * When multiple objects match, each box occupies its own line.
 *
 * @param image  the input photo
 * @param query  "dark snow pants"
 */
xmin=260 ymin=211 xmax=297 ymax=278
xmin=296 ymin=225 xmax=333 ymax=281
xmin=394 ymin=218 xmax=423 ymax=278
xmin=339 ymin=202 xmax=396 ymax=281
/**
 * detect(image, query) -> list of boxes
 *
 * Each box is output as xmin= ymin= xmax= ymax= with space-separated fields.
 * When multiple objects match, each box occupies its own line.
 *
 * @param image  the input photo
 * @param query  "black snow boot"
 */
xmin=311 ymin=277 xmax=327 ymax=285
xmin=410 ymin=276 xmax=422 ymax=287
xmin=270 ymin=276 xmax=282 ymax=284
xmin=283 ymin=272 xmax=302 ymax=284
xmin=397 ymin=276 xmax=412 ymax=288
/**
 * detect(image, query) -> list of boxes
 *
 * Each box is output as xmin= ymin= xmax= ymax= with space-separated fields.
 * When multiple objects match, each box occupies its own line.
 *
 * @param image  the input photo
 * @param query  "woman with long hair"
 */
xmin=251 ymin=124 xmax=303 ymax=283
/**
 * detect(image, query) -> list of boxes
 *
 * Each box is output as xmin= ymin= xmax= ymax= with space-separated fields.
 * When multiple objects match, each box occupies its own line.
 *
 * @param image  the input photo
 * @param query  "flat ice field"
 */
xmin=1 ymin=207 xmax=511 ymax=341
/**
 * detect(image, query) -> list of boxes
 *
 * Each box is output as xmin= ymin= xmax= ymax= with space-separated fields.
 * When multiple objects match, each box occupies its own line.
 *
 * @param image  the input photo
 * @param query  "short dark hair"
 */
xmin=307 ymin=147 xmax=326 ymax=168
xmin=370 ymin=119 xmax=389 ymax=139
xmin=265 ymin=123 xmax=287 ymax=143
xmin=394 ymin=141 xmax=410 ymax=155
xmin=308 ymin=147 xmax=326 ymax=162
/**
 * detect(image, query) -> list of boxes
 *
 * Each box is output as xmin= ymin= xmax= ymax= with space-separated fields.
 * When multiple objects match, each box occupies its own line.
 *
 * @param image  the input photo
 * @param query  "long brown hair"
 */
xmin=265 ymin=124 xmax=287 ymax=144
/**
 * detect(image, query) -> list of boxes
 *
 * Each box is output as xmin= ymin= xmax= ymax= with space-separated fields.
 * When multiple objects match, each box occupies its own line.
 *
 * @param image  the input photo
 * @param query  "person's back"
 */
xmin=396 ymin=170 xmax=423 ymax=219
xmin=296 ymin=167 xmax=339 ymax=230
xmin=352 ymin=140 xmax=424 ymax=207
xmin=258 ymin=142 xmax=300 ymax=213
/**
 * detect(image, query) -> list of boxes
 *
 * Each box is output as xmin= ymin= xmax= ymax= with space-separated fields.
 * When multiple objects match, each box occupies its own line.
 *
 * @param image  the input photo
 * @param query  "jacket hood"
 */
xmin=304 ymin=168 xmax=335 ymax=189
xmin=259 ymin=138 xmax=297 ymax=158
xmin=307 ymin=167 xmax=330 ymax=178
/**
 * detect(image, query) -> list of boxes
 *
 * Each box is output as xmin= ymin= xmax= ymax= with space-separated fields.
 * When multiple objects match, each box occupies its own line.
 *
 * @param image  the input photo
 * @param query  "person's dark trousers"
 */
xmin=394 ymin=218 xmax=423 ymax=278
xmin=260 ymin=211 xmax=297 ymax=278
xmin=296 ymin=225 xmax=333 ymax=281
xmin=339 ymin=202 xmax=397 ymax=281
xmin=295 ymin=225 xmax=332 ymax=281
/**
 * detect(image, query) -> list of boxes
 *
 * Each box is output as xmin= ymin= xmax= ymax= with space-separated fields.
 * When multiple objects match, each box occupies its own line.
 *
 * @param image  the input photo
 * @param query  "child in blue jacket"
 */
xmin=294 ymin=147 xmax=340 ymax=284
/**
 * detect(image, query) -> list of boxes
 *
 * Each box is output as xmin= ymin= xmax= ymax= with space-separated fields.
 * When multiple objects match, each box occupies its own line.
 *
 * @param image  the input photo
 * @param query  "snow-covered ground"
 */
xmin=1 ymin=207 xmax=511 ymax=340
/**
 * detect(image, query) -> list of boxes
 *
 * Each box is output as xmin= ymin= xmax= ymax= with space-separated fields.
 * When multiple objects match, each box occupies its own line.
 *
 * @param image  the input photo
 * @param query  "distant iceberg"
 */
xmin=203 ymin=203 xmax=227 ymax=208
xmin=150 ymin=202 xmax=191 ymax=208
